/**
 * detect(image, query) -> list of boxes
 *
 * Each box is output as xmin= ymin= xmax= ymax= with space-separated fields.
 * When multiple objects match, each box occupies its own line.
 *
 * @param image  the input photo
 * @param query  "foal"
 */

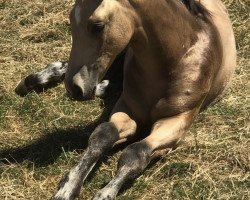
xmin=16 ymin=0 xmax=236 ymax=199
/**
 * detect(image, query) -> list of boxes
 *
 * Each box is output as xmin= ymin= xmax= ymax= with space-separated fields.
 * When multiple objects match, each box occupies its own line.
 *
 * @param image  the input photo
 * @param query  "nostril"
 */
xmin=65 ymin=74 xmax=95 ymax=101
xmin=69 ymin=83 xmax=94 ymax=101
xmin=72 ymin=83 xmax=84 ymax=97
xmin=65 ymin=80 xmax=84 ymax=99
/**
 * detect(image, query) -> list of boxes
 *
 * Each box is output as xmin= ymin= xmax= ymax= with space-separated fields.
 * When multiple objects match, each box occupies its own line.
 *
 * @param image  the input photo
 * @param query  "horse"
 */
xmin=16 ymin=0 xmax=236 ymax=199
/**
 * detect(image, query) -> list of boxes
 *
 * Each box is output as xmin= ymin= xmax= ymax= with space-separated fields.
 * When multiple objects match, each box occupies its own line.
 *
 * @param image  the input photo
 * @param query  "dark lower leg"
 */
xmin=93 ymin=141 xmax=153 ymax=200
xmin=51 ymin=122 xmax=119 ymax=200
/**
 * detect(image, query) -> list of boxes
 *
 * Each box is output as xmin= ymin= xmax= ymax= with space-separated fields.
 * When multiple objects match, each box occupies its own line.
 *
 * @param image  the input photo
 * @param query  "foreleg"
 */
xmin=93 ymin=109 xmax=198 ymax=200
xmin=52 ymin=107 xmax=137 ymax=200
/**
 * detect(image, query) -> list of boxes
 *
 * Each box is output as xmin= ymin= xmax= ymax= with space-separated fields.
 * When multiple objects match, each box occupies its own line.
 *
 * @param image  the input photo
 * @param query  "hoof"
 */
xmin=15 ymin=79 xmax=30 ymax=96
xmin=92 ymin=188 xmax=117 ymax=200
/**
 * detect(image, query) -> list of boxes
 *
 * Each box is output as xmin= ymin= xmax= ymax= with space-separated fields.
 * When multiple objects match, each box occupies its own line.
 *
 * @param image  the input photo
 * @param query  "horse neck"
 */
xmin=130 ymin=0 xmax=202 ymax=71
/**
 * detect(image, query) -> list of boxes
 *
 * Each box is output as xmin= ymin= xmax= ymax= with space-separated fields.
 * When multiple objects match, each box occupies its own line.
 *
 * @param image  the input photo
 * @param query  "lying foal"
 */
xmin=15 ymin=0 xmax=236 ymax=199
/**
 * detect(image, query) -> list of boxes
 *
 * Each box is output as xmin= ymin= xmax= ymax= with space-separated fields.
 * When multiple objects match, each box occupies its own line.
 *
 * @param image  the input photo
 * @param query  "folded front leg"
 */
xmin=52 ymin=122 xmax=119 ymax=200
xmin=15 ymin=61 xmax=68 ymax=96
xmin=52 ymin=110 xmax=137 ymax=200
xmin=93 ymin=109 xmax=198 ymax=200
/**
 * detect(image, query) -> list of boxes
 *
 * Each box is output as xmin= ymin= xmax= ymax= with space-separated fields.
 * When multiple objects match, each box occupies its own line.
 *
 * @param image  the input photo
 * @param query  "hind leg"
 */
xmin=15 ymin=50 xmax=125 ymax=97
xmin=93 ymin=109 xmax=198 ymax=200
xmin=15 ymin=61 xmax=115 ymax=98
xmin=15 ymin=61 xmax=68 ymax=96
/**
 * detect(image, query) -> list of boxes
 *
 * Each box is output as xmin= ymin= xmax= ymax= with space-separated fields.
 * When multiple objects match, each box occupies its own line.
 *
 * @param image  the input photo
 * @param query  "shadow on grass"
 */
xmin=0 ymin=89 xmax=129 ymax=168
xmin=0 ymin=50 xmax=126 ymax=167
xmin=0 ymin=101 xmax=112 ymax=167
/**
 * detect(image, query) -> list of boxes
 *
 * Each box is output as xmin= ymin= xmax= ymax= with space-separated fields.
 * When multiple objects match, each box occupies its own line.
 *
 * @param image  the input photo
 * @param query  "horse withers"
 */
xmin=16 ymin=0 xmax=236 ymax=199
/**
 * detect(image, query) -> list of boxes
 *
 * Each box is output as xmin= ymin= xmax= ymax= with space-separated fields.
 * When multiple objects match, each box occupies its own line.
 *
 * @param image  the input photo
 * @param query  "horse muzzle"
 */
xmin=65 ymin=70 xmax=96 ymax=101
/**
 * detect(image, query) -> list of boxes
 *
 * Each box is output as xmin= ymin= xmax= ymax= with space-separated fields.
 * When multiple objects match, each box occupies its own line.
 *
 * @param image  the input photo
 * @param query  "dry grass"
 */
xmin=0 ymin=0 xmax=249 ymax=199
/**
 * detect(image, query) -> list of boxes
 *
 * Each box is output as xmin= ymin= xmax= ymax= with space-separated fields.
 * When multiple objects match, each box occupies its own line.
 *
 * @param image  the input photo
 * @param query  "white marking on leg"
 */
xmin=37 ymin=61 xmax=67 ymax=84
xmin=95 ymin=80 xmax=109 ymax=97
xmin=93 ymin=187 xmax=118 ymax=200
xmin=54 ymin=165 xmax=81 ymax=199
xmin=54 ymin=161 xmax=96 ymax=199
xmin=93 ymin=171 xmax=127 ymax=200
xmin=53 ymin=148 xmax=99 ymax=199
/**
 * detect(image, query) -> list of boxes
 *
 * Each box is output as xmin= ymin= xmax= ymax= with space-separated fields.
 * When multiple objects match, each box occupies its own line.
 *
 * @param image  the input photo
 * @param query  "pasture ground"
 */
xmin=0 ymin=0 xmax=249 ymax=199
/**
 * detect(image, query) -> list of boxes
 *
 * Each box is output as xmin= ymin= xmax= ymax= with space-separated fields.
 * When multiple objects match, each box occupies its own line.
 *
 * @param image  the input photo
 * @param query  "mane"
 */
xmin=181 ymin=0 xmax=211 ymax=17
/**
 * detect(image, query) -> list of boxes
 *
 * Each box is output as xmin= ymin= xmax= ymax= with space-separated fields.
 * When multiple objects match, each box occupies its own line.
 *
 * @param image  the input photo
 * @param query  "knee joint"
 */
xmin=89 ymin=122 xmax=119 ymax=153
xmin=117 ymin=142 xmax=152 ymax=179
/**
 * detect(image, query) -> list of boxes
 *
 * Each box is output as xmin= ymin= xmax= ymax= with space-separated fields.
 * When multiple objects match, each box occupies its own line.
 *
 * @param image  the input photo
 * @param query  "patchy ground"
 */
xmin=0 ymin=0 xmax=249 ymax=199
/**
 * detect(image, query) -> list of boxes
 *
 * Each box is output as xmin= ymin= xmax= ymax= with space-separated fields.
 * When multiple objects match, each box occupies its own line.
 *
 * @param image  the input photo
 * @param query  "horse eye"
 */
xmin=90 ymin=21 xmax=105 ymax=33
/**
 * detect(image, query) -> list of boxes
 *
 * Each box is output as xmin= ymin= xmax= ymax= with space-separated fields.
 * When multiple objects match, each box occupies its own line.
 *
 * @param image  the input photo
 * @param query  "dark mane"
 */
xmin=181 ymin=0 xmax=211 ymax=17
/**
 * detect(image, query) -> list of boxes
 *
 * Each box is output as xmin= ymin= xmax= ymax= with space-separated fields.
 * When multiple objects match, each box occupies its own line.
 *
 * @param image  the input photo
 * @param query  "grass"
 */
xmin=0 ymin=0 xmax=249 ymax=199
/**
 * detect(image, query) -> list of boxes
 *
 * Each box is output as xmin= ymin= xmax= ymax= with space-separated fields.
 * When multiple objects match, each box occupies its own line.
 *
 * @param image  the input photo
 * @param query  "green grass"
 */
xmin=0 ymin=0 xmax=249 ymax=199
